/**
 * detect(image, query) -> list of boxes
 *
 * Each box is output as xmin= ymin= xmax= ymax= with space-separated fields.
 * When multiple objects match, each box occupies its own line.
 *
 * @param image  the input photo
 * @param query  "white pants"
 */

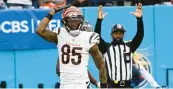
xmin=60 ymin=81 xmax=90 ymax=89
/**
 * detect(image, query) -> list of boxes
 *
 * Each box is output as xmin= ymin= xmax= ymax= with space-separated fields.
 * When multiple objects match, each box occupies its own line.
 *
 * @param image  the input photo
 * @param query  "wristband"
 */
xmin=95 ymin=82 xmax=100 ymax=88
xmin=45 ymin=13 xmax=53 ymax=20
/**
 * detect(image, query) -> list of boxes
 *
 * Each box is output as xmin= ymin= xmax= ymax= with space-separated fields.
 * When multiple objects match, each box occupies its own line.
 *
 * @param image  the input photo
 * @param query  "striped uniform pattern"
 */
xmin=89 ymin=32 xmax=100 ymax=45
xmin=103 ymin=43 xmax=132 ymax=81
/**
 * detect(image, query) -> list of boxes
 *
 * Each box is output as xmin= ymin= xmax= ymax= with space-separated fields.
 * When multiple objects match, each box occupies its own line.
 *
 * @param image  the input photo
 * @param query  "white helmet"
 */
xmin=62 ymin=6 xmax=84 ymax=37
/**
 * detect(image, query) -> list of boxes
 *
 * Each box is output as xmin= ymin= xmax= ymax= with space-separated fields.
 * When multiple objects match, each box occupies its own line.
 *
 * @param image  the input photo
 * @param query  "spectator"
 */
xmin=116 ymin=0 xmax=125 ymax=6
xmin=162 ymin=0 xmax=173 ymax=5
xmin=98 ymin=0 xmax=125 ymax=6
xmin=55 ymin=0 xmax=66 ymax=7
xmin=142 ymin=0 xmax=161 ymax=5
xmin=66 ymin=0 xmax=73 ymax=4
xmin=39 ymin=0 xmax=66 ymax=9
xmin=73 ymin=0 xmax=93 ymax=7
xmin=0 ymin=0 xmax=7 ymax=9
xmin=7 ymin=0 xmax=33 ymax=9
xmin=39 ymin=0 xmax=56 ymax=9
xmin=32 ymin=0 xmax=40 ymax=8
xmin=104 ymin=1 xmax=115 ymax=6
xmin=170 ymin=0 xmax=172 ymax=4
xmin=97 ymin=0 xmax=106 ymax=6
xmin=131 ymin=0 xmax=164 ymax=6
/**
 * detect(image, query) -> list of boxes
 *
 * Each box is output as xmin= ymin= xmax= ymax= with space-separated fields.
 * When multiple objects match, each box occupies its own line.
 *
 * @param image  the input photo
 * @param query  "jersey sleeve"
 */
xmin=88 ymin=32 xmax=100 ymax=49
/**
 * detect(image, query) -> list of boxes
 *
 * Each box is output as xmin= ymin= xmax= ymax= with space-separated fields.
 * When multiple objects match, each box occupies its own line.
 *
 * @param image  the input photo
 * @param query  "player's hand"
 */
xmin=98 ymin=5 xmax=107 ymax=19
xmin=95 ymin=82 xmax=101 ymax=88
xmin=130 ymin=2 xmax=143 ymax=18
xmin=49 ymin=9 xmax=56 ymax=15
xmin=53 ymin=4 xmax=72 ymax=13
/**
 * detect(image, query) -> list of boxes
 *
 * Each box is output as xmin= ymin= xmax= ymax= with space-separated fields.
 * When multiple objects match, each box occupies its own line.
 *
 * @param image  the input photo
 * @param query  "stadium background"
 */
xmin=0 ymin=5 xmax=173 ymax=88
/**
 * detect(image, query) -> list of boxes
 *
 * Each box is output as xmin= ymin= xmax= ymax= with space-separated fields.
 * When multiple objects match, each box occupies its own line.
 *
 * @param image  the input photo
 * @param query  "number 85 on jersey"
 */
xmin=61 ymin=44 xmax=83 ymax=65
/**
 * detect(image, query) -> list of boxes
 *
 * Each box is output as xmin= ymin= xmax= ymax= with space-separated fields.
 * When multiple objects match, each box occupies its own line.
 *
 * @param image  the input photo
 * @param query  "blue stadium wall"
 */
xmin=0 ymin=6 xmax=173 ymax=88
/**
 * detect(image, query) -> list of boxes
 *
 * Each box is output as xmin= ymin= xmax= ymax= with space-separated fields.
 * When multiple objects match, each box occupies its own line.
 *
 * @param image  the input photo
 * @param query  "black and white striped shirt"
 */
xmin=103 ymin=43 xmax=132 ymax=81
xmin=94 ymin=18 xmax=144 ymax=81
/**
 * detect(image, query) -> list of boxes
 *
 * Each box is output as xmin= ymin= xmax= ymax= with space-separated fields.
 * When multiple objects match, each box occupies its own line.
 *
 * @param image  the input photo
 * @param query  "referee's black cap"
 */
xmin=111 ymin=24 xmax=126 ymax=33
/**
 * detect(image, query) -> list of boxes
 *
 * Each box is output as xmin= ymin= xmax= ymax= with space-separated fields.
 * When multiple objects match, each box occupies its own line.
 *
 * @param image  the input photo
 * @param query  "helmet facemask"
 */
xmin=62 ymin=6 xmax=84 ymax=37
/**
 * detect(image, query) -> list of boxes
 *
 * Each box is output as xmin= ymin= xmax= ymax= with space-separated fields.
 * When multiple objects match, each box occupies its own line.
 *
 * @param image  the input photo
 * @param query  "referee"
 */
xmin=95 ymin=3 xmax=144 ymax=88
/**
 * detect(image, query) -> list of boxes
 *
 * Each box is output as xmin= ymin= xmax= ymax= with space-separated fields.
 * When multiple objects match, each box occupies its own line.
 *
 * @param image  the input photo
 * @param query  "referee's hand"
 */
xmin=130 ymin=2 xmax=143 ymax=18
xmin=98 ymin=5 xmax=107 ymax=19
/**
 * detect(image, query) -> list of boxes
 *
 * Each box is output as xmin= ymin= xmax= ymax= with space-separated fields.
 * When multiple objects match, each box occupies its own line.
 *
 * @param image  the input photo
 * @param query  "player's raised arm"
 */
xmin=89 ymin=44 xmax=107 ymax=88
xmin=36 ymin=9 xmax=58 ymax=43
xmin=36 ymin=5 xmax=71 ymax=43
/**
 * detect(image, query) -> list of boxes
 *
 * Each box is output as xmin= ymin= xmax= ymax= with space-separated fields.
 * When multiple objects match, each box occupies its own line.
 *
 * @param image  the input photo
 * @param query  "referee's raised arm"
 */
xmin=94 ymin=5 xmax=108 ymax=54
xmin=130 ymin=3 xmax=144 ymax=53
xmin=92 ymin=3 xmax=146 ymax=88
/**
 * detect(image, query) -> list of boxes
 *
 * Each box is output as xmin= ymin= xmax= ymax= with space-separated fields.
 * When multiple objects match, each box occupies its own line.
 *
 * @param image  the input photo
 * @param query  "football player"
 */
xmin=54 ymin=20 xmax=101 ymax=88
xmin=36 ymin=5 xmax=107 ymax=89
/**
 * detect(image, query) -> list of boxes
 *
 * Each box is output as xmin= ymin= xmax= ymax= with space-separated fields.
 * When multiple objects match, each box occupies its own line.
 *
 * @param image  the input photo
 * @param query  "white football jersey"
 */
xmin=55 ymin=27 xmax=100 ymax=84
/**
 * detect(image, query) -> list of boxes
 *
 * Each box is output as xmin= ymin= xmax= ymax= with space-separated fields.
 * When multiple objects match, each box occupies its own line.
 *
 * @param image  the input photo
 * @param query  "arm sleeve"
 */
xmin=138 ymin=62 xmax=160 ymax=88
xmin=130 ymin=17 xmax=144 ymax=53
xmin=88 ymin=32 xmax=100 ymax=50
xmin=94 ymin=18 xmax=107 ymax=54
